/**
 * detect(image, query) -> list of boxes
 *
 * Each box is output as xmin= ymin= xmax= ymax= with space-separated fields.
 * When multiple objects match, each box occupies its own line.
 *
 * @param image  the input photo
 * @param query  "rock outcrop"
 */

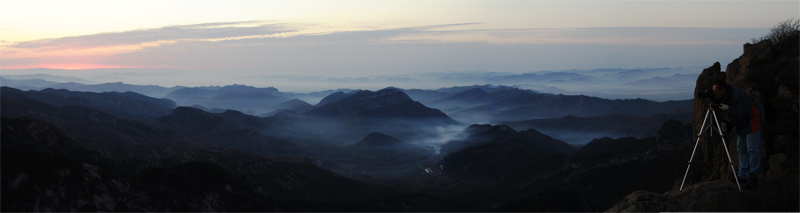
xmin=686 ymin=36 xmax=799 ymax=185
xmin=610 ymin=29 xmax=799 ymax=212
xmin=607 ymin=178 xmax=799 ymax=212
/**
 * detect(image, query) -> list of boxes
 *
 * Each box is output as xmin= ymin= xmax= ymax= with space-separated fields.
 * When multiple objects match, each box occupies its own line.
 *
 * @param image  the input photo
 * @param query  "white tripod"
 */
xmin=680 ymin=101 xmax=742 ymax=191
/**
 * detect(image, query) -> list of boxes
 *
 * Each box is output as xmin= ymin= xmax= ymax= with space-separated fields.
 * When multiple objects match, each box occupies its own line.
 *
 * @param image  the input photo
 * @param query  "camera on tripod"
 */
xmin=696 ymin=89 xmax=732 ymax=132
xmin=697 ymin=89 xmax=721 ymax=107
xmin=697 ymin=89 xmax=715 ymax=99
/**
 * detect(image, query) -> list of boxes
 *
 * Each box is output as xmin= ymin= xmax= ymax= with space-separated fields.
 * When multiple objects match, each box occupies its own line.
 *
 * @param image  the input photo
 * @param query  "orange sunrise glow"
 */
xmin=1 ymin=64 xmax=140 ymax=70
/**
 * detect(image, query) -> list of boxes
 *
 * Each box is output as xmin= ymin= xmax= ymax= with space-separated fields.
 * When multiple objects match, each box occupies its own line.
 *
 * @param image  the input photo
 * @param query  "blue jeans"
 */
xmin=736 ymin=129 xmax=761 ymax=178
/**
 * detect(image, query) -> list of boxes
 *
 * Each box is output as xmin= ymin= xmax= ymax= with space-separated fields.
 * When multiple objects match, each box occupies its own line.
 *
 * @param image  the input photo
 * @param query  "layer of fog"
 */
xmin=2 ymin=66 xmax=702 ymax=102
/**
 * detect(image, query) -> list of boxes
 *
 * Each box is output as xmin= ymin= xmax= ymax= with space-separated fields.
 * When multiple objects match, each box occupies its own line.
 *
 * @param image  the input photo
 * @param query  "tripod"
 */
xmin=680 ymin=101 xmax=741 ymax=191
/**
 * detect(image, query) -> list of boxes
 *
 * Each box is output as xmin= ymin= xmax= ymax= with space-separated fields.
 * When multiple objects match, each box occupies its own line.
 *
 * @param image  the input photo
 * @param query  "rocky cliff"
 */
xmin=686 ymin=36 xmax=799 ymax=186
xmin=609 ymin=27 xmax=798 ymax=212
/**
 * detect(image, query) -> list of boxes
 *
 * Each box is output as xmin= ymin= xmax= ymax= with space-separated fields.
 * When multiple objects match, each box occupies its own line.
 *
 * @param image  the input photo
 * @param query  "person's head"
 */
xmin=712 ymin=80 xmax=729 ymax=100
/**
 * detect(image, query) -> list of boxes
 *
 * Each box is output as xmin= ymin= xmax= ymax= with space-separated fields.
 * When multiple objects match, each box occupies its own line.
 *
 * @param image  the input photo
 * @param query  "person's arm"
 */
xmin=726 ymin=92 xmax=750 ymax=119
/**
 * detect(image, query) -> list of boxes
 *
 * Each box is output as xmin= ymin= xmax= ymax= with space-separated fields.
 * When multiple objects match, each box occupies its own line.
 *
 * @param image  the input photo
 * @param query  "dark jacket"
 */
xmin=720 ymin=86 xmax=765 ymax=136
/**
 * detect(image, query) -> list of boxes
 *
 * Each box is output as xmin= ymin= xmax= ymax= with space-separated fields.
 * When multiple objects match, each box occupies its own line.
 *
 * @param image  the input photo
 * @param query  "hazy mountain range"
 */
xmin=1 ymin=66 xmax=699 ymax=101
xmin=1 ymin=84 xmax=696 ymax=211
xmin=404 ymin=85 xmax=691 ymax=125
xmin=0 ymin=66 xmax=702 ymax=211
xmin=1 ymin=74 xmax=693 ymax=145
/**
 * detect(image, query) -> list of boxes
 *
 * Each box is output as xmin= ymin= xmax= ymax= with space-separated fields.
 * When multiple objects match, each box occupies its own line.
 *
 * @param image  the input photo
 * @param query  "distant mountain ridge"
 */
xmin=1 ymin=86 xmax=176 ymax=120
xmin=46 ymin=81 xmax=184 ymax=98
xmin=1 ymin=73 xmax=95 ymax=83
xmin=0 ymin=77 xmax=183 ymax=98
xmin=503 ymin=112 xmax=692 ymax=144
xmin=164 ymin=85 xmax=289 ymax=115
xmin=2 ymin=79 xmax=692 ymax=123
xmin=402 ymin=84 xmax=693 ymax=124
xmin=0 ymin=77 xmax=61 ymax=90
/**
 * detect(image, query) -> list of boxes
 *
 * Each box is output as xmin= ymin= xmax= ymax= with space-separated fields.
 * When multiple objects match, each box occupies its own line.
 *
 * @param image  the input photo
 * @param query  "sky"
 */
xmin=1 ymin=0 xmax=798 ymax=90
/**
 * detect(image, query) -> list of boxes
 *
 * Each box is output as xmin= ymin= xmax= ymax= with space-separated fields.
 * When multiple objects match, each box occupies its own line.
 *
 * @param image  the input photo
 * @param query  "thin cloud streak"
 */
xmin=7 ymin=20 xmax=297 ymax=50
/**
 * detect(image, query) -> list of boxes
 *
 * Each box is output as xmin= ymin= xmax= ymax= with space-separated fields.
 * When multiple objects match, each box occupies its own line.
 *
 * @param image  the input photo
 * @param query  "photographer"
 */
xmin=711 ymin=80 xmax=765 ymax=188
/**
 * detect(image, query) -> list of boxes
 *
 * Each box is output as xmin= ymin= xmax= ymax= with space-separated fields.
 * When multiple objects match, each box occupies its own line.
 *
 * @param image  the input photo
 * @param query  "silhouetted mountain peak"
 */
xmin=214 ymin=90 xmax=279 ymax=100
xmin=160 ymin=107 xmax=221 ymax=128
xmin=106 ymin=81 xmax=125 ymax=85
xmin=383 ymin=86 xmax=401 ymax=90
xmin=221 ymin=109 xmax=245 ymax=116
xmin=579 ymin=136 xmax=621 ymax=150
xmin=277 ymin=98 xmax=312 ymax=107
xmin=517 ymin=128 xmax=544 ymax=137
xmin=39 ymin=87 xmax=68 ymax=93
xmin=165 ymin=106 xmax=271 ymax=130
xmin=461 ymin=124 xmax=494 ymax=136
xmin=308 ymin=89 xmax=454 ymax=122
xmin=655 ymin=119 xmax=691 ymax=144
xmin=218 ymin=84 xmax=280 ymax=94
xmin=434 ymin=87 xmax=493 ymax=105
xmin=170 ymin=106 xmax=209 ymax=117
xmin=573 ymin=136 xmax=654 ymax=161
xmin=316 ymin=91 xmax=350 ymax=107
xmin=496 ymin=124 xmax=514 ymax=131
xmin=355 ymin=132 xmax=404 ymax=147
xmin=467 ymin=124 xmax=518 ymax=141
xmin=594 ymin=137 xmax=614 ymax=143
xmin=262 ymin=98 xmax=315 ymax=115
xmin=457 ymin=87 xmax=488 ymax=96
xmin=440 ymin=124 xmax=519 ymax=155
xmin=514 ymin=128 xmax=577 ymax=154
xmin=350 ymin=88 xmax=412 ymax=104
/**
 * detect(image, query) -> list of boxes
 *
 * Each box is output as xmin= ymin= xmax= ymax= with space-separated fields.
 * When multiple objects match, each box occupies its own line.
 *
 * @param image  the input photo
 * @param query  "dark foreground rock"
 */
xmin=494 ymin=189 xmax=597 ymax=212
xmin=608 ymin=177 xmax=799 ymax=212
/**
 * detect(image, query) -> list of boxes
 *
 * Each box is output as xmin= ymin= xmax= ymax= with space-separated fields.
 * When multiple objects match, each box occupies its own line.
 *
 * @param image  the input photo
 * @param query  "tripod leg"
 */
xmin=699 ymin=121 xmax=714 ymax=136
xmin=711 ymin=110 xmax=742 ymax=191
xmin=680 ymin=135 xmax=703 ymax=191
xmin=698 ymin=107 xmax=711 ymax=136
xmin=721 ymin=137 xmax=741 ymax=191
xmin=680 ymin=107 xmax=714 ymax=192
xmin=680 ymin=164 xmax=691 ymax=191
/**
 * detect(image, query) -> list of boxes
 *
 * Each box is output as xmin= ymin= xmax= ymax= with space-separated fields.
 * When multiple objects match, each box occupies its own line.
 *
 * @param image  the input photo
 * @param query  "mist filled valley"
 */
xmin=1 ymin=68 xmax=702 ymax=211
